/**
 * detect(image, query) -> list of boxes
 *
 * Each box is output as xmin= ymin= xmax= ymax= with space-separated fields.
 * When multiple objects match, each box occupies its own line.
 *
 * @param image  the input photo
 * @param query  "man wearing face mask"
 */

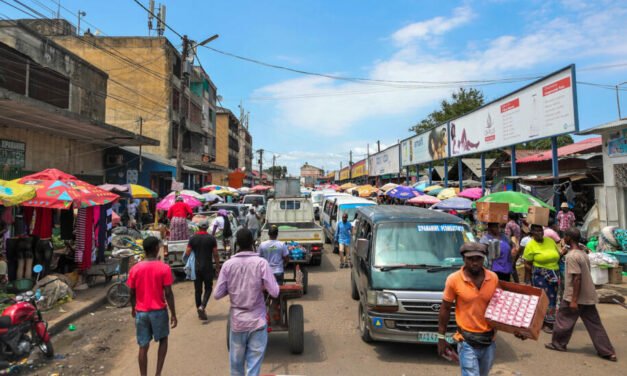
xmin=334 ymin=213 xmax=353 ymax=269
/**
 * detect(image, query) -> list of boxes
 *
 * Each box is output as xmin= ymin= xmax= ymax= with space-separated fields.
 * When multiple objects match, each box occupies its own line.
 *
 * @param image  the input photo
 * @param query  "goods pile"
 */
xmin=485 ymin=288 xmax=539 ymax=328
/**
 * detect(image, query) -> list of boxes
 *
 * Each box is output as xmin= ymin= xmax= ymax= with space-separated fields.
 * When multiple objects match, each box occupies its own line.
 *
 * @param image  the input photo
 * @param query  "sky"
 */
xmin=3 ymin=0 xmax=627 ymax=175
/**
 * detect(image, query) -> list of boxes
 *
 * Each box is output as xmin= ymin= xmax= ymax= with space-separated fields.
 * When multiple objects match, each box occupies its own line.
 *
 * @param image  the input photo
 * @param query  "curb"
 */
xmin=48 ymin=294 xmax=109 ymax=336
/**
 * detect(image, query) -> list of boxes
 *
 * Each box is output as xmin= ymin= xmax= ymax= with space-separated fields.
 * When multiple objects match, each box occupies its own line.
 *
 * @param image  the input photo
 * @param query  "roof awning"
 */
xmin=120 ymin=147 xmax=227 ymax=174
xmin=461 ymin=158 xmax=496 ymax=177
xmin=0 ymin=88 xmax=159 ymax=147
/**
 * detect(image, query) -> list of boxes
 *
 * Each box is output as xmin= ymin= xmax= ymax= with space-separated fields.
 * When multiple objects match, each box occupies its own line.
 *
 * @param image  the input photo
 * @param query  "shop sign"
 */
xmin=0 ymin=139 xmax=26 ymax=168
xmin=369 ymin=145 xmax=400 ymax=176
xmin=351 ymin=160 xmax=367 ymax=178
xmin=339 ymin=168 xmax=350 ymax=181
xmin=608 ymin=129 xmax=627 ymax=157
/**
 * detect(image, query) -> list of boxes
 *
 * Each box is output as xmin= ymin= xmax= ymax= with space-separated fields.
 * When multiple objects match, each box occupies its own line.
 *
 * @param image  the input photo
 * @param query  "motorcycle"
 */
xmin=0 ymin=264 xmax=53 ymax=368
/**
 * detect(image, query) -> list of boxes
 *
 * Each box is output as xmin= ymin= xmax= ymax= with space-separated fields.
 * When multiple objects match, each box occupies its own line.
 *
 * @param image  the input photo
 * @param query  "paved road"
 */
xmin=103 ymin=245 xmax=625 ymax=376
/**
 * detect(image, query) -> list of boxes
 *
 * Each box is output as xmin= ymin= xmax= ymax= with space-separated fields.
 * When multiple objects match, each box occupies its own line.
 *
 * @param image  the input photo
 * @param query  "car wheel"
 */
xmin=358 ymin=304 xmax=372 ymax=343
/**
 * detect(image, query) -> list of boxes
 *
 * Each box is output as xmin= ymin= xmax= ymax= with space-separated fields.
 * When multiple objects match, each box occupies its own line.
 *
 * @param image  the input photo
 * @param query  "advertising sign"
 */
xmin=608 ymin=129 xmax=627 ymax=157
xmin=401 ymin=124 xmax=448 ymax=167
xmin=351 ymin=159 xmax=367 ymax=178
xmin=0 ymin=139 xmax=26 ymax=168
xmin=339 ymin=168 xmax=350 ymax=181
xmin=449 ymin=66 xmax=577 ymax=157
xmin=369 ymin=145 xmax=400 ymax=176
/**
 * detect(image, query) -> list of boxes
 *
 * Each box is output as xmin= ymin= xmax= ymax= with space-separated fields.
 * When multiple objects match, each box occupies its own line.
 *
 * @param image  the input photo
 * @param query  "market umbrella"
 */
xmin=98 ymin=184 xmax=157 ymax=199
xmin=386 ymin=186 xmax=420 ymax=200
xmin=17 ymin=168 xmax=118 ymax=209
xmin=458 ymin=187 xmax=483 ymax=200
xmin=239 ymin=187 xmax=250 ymax=194
xmin=437 ymin=187 xmax=459 ymax=200
xmin=156 ymin=192 xmax=202 ymax=211
xmin=0 ymin=179 xmax=36 ymax=206
xmin=423 ymin=184 xmax=443 ymax=193
xmin=251 ymin=185 xmax=271 ymax=192
xmin=427 ymin=187 xmax=444 ymax=197
xmin=326 ymin=184 xmax=340 ymax=191
xmin=413 ymin=181 xmax=429 ymax=192
xmin=407 ymin=195 xmax=440 ymax=205
xmin=355 ymin=185 xmax=379 ymax=198
xmin=202 ymin=193 xmax=223 ymax=203
xmin=199 ymin=184 xmax=219 ymax=192
xmin=213 ymin=188 xmax=235 ymax=196
xmin=475 ymin=191 xmax=555 ymax=213
xmin=176 ymin=190 xmax=205 ymax=201
xmin=380 ymin=183 xmax=398 ymax=192
xmin=128 ymin=184 xmax=158 ymax=199
xmin=432 ymin=197 xmax=473 ymax=211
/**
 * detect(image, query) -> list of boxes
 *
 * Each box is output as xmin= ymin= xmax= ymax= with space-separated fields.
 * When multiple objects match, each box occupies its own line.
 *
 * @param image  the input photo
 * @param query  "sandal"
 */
xmin=600 ymin=354 xmax=617 ymax=362
xmin=544 ymin=343 xmax=567 ymax=352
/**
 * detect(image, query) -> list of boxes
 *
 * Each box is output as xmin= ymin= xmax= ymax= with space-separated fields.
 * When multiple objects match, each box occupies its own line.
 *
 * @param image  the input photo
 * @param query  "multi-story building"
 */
xmin=25 ymin=19 xmax=219 ymax=192
xmin=238 ymin=124 xmax=253 ymax=185
xmin=0 ymin=19 xmax=156 ymax=183
xmin=215 ymin=107 xmax=242 ymax=186
xmin=300 ymin=162 xmax=324 ymax=187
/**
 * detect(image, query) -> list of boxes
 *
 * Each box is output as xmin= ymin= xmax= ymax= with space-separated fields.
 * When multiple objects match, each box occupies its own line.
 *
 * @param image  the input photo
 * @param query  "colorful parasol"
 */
xmin=156 ymin=192 xmax=202 ymax=211
xmin=17 ymin=169 xmax=118 ymax=209
xmin=413 ymin=181 xmax=429 ymax=192
xmin=386 ymin=186 xmax=420 ymax=200
xmin=423 ymin=184 xmax=443 ymax=193
xmin=98 ymin=184 xmax=157 ymax=199
xmin=432 ymin=197 xmax=473 ymax=211
xmin=251 ymin=185 xmax=271 ymax=192
xmin=199 ymin=184 xmax=219 ymax=193
xmin=339 ymin=183 xmax=357 ymax=191
xmin=475 ymin=191 xmax=554 ymax=213
xmin=355 ymin=185 xmax=379 ymax=198
xmin=436 ymin=187 xmax=459 ymax=200
xmin=176 ymin=190 xmax=205 ymax=201
xmin=427 ymin=187 xmax=445 ymax=196
xmin=0 ymin=179 xmax=36 ymax=206
xmin=407 ymin=195 xmax=440 ymax=205
xmin=380 ymin=183 xmax=398 ymax=192
xmin=458 ymin=187 xmax=484 ymax=200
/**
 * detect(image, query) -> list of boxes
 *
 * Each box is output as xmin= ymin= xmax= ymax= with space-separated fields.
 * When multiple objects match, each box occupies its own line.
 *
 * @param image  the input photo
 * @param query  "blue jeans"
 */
xmin=457 ymin=341 xmax=496 ymax=376
xmin=229 ymin=325 xmax=268 ymax=376
xmin=135 ymin=309 xmax=169 ymax=347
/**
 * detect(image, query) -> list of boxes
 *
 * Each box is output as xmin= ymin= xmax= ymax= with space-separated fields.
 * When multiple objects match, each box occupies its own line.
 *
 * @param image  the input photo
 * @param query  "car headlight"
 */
xmin=367 ymin=290 xmax=398 ymax=306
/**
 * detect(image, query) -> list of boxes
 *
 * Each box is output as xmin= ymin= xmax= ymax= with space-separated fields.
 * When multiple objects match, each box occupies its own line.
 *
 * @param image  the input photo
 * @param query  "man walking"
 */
xmin=335 ymin=213 xmax=352 ymax=269
xmin=258 ymin=225 xmax=289 ymax=284
xmin=128 ymin=236 xmax=177 ymax=376
xmin=545 ymin=228 xmax=617 ymax=361
xmin=245 ymin=208 xmax=261 ymax=241
xmin=186 ymin=219 xmax=220 ymax=321
xmin=556 ymin=202 xmax=576 ymax=236
xmin=215 ymin=229 xmax=280 ymax=376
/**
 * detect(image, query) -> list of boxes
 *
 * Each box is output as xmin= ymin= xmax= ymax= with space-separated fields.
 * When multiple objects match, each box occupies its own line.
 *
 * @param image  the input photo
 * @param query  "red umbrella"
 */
xmin=17 ymin=169 xmax=119 ymax=209
xmin=251 ymin=185 xmax=271 ymax=191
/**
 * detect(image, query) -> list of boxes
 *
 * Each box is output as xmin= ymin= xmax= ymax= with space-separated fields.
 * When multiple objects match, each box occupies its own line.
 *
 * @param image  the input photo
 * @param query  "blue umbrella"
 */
xmin=413 ymin=181 xmax=429 ymax=192
xmin=386 ymin=186 xmax=420 ymax=200
xmin=432 ymin=197 xmax=473 ymax=211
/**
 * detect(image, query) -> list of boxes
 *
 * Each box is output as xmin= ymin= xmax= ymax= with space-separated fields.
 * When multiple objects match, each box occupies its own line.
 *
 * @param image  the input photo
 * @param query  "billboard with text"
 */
xmin=401 ymin=124 xmax=448 ymax=167
xmin=369 ymin=145 xmax=400 ymax=176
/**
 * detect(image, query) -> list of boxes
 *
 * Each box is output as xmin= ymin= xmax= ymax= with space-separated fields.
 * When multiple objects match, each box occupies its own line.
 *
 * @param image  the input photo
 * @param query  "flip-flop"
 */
xmin=600 ymin=354 xmax=617 ymax=362
xmin=544 ymin=343 xmax=566 ymax=352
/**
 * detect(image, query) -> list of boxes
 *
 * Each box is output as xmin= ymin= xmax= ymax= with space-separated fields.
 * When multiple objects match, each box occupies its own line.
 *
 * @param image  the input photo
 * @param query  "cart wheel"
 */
xmin=226 ymin=318 xmax=230 ymax=351
xmin=105 ymin=275 xmax=113 ymax=283
xmin=302 ymin=269 xmax=309 ymax=295
xmin=106 ymin=282 xmax=130 ymax=308
xmin=288 ymin=304 xmax=304 ymax=354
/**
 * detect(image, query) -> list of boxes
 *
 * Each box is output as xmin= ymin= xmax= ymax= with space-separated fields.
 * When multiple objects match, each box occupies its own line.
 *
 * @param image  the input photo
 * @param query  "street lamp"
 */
xmin=616 ymin=81 xmax=627 ymax=120
xmin=77 ymin=10 xmax=86 ymax=36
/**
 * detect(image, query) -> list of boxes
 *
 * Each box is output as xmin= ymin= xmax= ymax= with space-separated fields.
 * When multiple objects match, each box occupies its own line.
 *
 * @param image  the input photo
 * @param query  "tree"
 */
xmin=410 ymin=88 xmax=485 ymax=134
xmin=519 ymin=135 xmax=574 ymax=150
xmin=264 ymin=166 xmax=287 ymax=178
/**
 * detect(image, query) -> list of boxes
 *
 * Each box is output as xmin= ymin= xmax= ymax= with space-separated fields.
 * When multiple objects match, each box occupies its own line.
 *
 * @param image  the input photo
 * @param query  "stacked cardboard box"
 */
xmin=476 ymin=202 xmax=509 ymax=224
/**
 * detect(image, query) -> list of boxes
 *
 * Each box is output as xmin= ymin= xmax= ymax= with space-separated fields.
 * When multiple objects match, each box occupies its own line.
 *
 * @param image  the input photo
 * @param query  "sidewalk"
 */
xmin=44 ymin=282 xmax=111 ymax=336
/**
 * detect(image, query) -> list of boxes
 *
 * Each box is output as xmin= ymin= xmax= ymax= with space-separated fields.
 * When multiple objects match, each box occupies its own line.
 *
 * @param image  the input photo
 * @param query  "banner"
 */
xmin=351 ymin=159 xmax=367 ymax=178
xmin=401 ymin=124 xmax=448 ymax=166
xmin=449 ymin=66 xmax=577 ymax=157
xmin=369 ymin=145 xmax=400 ymax=176
xmin=339 ymin=168 xmax=350 ymax=181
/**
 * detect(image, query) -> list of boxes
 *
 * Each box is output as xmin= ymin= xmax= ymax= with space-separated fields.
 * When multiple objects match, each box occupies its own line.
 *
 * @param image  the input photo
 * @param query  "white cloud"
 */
xmin=392 ymin=6 xmax=475 ymax=46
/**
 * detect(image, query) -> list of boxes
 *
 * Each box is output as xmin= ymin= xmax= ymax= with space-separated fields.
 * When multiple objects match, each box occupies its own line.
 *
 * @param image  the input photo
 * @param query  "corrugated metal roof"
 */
xmin=516 ymin=137 xmax=602 ymax=163
xmin=578 ymin=119 xmax=627 ymax=135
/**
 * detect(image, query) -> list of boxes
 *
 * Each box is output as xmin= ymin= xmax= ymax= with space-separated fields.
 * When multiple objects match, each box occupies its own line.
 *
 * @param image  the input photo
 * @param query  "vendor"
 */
xmin=480 ymin=223 xmax=515 ymax=281
xmin=167 ymin=196 xmax=192 ymax=241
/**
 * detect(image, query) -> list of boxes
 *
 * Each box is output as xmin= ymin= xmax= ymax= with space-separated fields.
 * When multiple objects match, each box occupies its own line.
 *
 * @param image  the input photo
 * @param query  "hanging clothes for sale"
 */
xmin=75 ymin=207 xmax=95 ymax=270
xmin=96 ymin=203 xmax=112 ymax=263
xmin=32 ymin=208 xmax=53 ymax=239
xmin=60 ymin=209 xmax=74 ymax=240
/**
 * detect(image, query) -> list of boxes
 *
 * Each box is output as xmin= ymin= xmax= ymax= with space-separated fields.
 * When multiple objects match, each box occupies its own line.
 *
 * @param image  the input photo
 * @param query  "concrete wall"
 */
xmin=596 ymin=129 xmax=627 ymax=228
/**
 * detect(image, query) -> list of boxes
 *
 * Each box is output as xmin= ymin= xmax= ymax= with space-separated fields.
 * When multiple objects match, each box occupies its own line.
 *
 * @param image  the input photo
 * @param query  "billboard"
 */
xmin=351 ymin=159 xmax=367 ymax=178
xmin=401 ymin=124 xmax=448 ymax=167
xmin=449 ymin=66 xmax=578 ymax=157
xmin=369 ymin=145 xmax=400 ymax=176
xmin=339 ymin=168 xmax=350 ymax=181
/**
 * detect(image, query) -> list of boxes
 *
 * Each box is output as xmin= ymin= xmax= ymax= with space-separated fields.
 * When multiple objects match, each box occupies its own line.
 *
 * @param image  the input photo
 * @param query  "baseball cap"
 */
xmin=560 ymin=202 xmax=569 ymax=208
xmin=198 ymin=219 xmax=209 ymax=229
xmin=459 ymin=242 xmax=488 ymax=258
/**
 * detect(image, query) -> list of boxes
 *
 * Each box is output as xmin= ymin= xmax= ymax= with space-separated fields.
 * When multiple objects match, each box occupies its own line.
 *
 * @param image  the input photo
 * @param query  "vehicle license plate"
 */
xmin=418 ymin=332 xmax=454 ymax=344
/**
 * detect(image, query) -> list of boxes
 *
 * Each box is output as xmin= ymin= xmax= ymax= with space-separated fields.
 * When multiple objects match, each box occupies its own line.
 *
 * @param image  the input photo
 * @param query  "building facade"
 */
xmin=300 ymin=163 xmax=324 ymax=186
xmin=215 ymin=107 xmax=242 ymax=186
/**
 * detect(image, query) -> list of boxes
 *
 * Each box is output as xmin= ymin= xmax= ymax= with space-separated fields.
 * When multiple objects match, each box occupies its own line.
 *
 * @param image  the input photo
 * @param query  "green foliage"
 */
xmin=410 ymin=88 xmax=485 ymax=134
xmin=519 ymin=135 xmax=574 ymax=150
xmin=264 ymin=166 xmax=288 ymax=178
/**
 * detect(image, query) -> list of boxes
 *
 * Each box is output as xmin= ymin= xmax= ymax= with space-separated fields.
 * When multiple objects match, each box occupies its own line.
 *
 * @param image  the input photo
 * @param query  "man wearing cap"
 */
xmin=556 ymin=202 xmax=576 ymax=236
xmin=438 ymin=243 xmax=503 ymax=376
xmin=186 ymin=219 xmax=220 ymax=321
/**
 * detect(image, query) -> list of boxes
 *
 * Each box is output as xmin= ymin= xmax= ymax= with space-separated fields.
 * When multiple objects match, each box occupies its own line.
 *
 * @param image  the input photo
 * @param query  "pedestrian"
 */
xmin=480 ymin=223 xmax=515 ymax=281
xmin=127 ymin=199 xmax=138 ymax=226
xmin=215 ymin=229 xmax=280 ymax=376
xmin=523 ymin=224 xmax=561 ymax=333
xmin=139 ymin=199 xmax=150 ymax=227
xmin=245 ymin=208 xmax=261 ymax=241
xmin=127 ymin=236 xmax=177 ymax=376
xmin=212 ymin=209 xmax=233 ymax=251
xmin=438 ymin=242 xmax=526 ymax=376
xmin=186 ymin=219 xmax=220 ymax=321
xmin=545 ymin=228 xmax=617 ymax=361
xmin=334 ymin=213 xmax=353 ymax=269
xmin=544 ymin=219 xmax=562 ymax=243
xmin=257 ymin=225 xmax=290 ymax=284
xmin=167 ymin=196 xmax=192 ymax=241
xmin=504 ymin=213 xmax=522 ymax=282
xmin=556 ymin=202 xmax=576 ymax=236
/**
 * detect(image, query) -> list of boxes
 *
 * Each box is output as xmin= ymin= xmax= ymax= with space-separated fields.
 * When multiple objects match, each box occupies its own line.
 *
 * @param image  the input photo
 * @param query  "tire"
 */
xmin=310 ymin=257 xmax=321 ymax=266
xmin=106 ymin=282 xmax=131 ymax=308
xmin=302 ymin=269 xmax=309 ymax=295
xmin=226 ymin=318 xmax=230 ymax=351
xmin=358 ymin=304 xmax=372 ymax=343
xmin=288 ymin=305 xmax=304 ymax=354
xmin=38 ymin=340 xmax=54 ymax=359
xmin=351 ymin=273 xmax=359 ymax=301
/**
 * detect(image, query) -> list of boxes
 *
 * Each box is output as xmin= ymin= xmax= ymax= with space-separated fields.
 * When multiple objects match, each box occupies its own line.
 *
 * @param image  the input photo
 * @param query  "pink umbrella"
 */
xmin=251 ymin=185 xmax=271 ymax=191
xmin=408 ymin=195 xmax=441 ymax=205
xmin=458 ymin=188 xmax=484 ymax=200
xmin=156 ymin=192 xmax=202 ymax=210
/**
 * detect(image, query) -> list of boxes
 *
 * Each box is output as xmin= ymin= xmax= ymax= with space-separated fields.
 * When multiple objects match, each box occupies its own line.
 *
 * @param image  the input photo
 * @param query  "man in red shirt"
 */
xmin=128 ymin=236 xmax=177 ymax=376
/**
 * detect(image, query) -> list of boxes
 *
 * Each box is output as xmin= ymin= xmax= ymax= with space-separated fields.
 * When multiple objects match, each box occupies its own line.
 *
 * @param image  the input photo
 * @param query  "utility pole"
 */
xmin=349 ymin=150 xmax=353 ymax=183
xmin=616 ymin=81 xmax=627 ymax=119
xmin=256 ymin=149 xmax=264 ymax=185
xmin=77 ymin=10 xmax=86 ymax=35
xmin=377 ymin=140 xmax=381 ymax=153
xmin=272 ymin=154 xmax=276 ymax=182
xmin=138 ymin=117 xmax=143 ymax=177
xmin=176 ymin=35 xmax=190 ymax=183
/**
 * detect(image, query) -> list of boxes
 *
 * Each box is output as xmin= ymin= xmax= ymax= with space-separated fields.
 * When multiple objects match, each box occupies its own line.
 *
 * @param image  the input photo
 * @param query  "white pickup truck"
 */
xmin=259 ymin=197 xmax=324 ymax=266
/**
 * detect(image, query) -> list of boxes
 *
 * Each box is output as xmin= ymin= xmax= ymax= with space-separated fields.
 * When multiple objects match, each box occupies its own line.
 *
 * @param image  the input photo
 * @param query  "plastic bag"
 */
xmin=588 ymin=252 xmax=619 ymax=268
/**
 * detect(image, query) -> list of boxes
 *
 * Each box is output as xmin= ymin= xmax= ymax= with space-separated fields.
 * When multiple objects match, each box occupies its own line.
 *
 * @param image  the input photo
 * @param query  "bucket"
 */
xmin=591 ymin=266 xmax=608 ymax=285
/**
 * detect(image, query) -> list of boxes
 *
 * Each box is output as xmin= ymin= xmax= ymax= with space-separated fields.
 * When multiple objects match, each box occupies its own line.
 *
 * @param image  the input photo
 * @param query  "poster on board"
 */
xmin=401 ymin=124 xmax=448 ymax=167
xmin=351 ymin=160 xmax=367 ymax=178
xmin=369 ymin=145 xmax=400 ymax=176
xmin=449 ymin=66 xmax=577 ymax=157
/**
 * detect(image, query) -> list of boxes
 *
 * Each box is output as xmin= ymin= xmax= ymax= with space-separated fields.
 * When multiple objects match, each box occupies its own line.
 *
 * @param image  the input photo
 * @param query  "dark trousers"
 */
xmin=551 ymin=300 xmax=615 ymax=357
xmin=274 ymin=273 xmax=284 ymax=285
xmin=194 ymin=272 xmax=213 ymax=309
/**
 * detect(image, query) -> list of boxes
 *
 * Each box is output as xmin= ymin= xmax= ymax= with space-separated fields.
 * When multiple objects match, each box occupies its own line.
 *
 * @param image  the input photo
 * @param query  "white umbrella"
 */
xmin=167 ymin=190 xmax=205 ymax=202
xmin=202 ymin=193 xmax=223 ymax=203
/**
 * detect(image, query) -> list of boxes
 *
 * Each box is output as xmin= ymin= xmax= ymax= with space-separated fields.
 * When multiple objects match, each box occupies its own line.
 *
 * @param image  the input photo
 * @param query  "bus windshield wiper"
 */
xmin=426 ymin=265 xmax=460 ymax=273
xmin=377 ymin=264 xmax=439 ymax=272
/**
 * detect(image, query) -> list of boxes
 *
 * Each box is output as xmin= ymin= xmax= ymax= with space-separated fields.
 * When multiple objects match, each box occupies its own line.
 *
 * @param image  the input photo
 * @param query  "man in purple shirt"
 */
xmin=480 ymin=222 xmax=514 ymax=281
xmin=215 ymin=229 xmax=279 ymax=376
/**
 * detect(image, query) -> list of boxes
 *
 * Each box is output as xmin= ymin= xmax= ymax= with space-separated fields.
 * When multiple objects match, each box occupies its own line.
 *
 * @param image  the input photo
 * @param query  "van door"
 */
xmin=357 ymin=218 xmax=373 ymax=298
xmin=330 ymin=200 xmax=339 ymax=240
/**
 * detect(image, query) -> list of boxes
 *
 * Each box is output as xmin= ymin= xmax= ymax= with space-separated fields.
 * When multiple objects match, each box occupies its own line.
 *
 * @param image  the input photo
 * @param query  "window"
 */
xmin=172 ymin=89 xmax=179 ymax=111
xmin=279 ymin=200 xmax=301 ymax=210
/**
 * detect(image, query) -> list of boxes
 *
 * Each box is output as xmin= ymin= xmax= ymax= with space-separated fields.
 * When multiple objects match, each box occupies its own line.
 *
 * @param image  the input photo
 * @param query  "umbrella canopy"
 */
xmin=380 ymin=183 xmax=398 ymax=192
xmin=413 ymin=181 xmax=429 ymax=192
xmin=199 ymin=184 xmax=220 ymax=192
xmin=475 ymin=191 xmax=554 ymax=213
xmin=251 ymin=185 xmax=271 ymax=192
xmin=175 ymin=190 xmax=205 ymax=201
xmin=213 ymin=188 xmax=235 ymax=196
xmin=156 ymin=192 xmax=202 ymax=210
xmin=408 ymin=195 xmax=441 ymax=205
xmin=17 ymin=169 xmax=118 ymax=209
xmin=202 ymin=193 xmax=224 ymax=203
xmin=0 ymin=179 xmax=36 ymax=206
xmin=128 ymin=184 xmax=158 ymax=199
xmin=458 ymin=187 xmax=484 ymax=200
xmin=239 ymin=187 xmax=251 ymax=194
xmin=423 ymin=184 xmax=443 ymax=193
xmin=98 ymin=184 xmax=157 ymax=199
xmin=340 ymin=182 xmax=356 ymax=191
xmin=427 ymin=187 xmax=445 ymax=196
xmin=437 ymin=188 xmax=459 ymax=200
xmin=326 ymin=184 xmax=340 ymax=191
xmin=355 ymin=184 xmax=379 ymax=198
xmin=432 ymin=197 xmax=473 ymax=211
xmin=386 ymin=186 xmax=420 ymax=200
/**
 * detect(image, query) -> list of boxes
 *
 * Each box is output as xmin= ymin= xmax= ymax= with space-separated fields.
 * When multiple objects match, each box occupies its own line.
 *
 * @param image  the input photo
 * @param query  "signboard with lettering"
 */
xmin=401 ymin=124 xmax=448 ymax=166
xmin=369 ymin=145 xmax=400 ymax=176
xmin=351 ymin=160 xmax=367 ymax=178
xmin=339 ymin=168 xmax=350 ymax=181
xmin=0 ymin=139 xmax=26 ymax=168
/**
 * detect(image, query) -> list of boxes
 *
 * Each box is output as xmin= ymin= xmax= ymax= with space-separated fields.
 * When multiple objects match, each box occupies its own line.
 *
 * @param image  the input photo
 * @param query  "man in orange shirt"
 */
xmin=438 ymin=242 xmax=499 ymax=376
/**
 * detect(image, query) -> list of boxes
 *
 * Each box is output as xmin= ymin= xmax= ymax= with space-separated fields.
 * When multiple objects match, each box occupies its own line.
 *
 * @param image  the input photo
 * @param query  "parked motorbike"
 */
xmin=0 ymin=264 xmax=53 ymax=368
